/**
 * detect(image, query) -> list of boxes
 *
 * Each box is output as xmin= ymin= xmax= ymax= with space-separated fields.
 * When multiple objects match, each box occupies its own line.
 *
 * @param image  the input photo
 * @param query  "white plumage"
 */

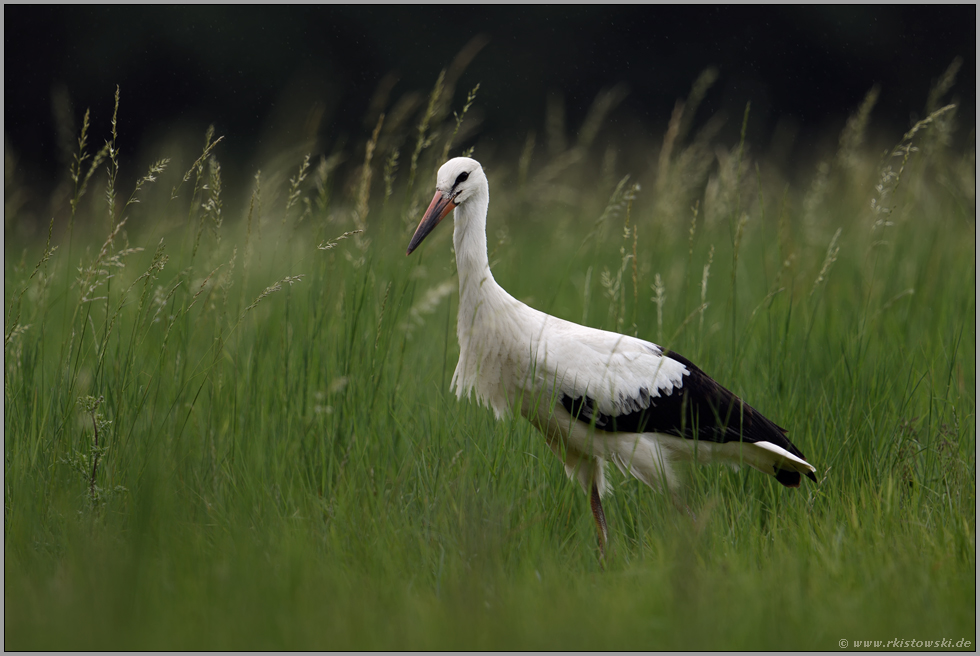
xmin=408 ymin=157 xmax=816 ymax=556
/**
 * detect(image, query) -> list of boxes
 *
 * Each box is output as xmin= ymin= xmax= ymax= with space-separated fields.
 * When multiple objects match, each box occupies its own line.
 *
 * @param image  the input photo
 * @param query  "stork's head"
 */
xmin=406 ymin=157 xmax=485 ymax=255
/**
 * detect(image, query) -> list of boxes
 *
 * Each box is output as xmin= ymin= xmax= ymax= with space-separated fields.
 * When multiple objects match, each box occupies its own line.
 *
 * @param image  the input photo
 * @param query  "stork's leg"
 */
xmin=590 ymin=481 xmax=608 ymax=562
xmin=671 ymin=491 xmax=697 ymax=523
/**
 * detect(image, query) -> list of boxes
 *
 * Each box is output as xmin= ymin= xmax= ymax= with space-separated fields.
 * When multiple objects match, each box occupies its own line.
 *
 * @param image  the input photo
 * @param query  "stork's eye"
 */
xmin=454 ymin=171 xmax=469 ymax=187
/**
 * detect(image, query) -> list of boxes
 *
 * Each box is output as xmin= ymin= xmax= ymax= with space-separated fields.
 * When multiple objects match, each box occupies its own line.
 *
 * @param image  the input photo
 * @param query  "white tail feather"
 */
xmin=751 ymin=440 xmax=816 ymax=473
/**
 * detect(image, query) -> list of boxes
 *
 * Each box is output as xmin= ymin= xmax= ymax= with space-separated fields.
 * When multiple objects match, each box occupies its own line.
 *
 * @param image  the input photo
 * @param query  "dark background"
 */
xmin=4 ymin=5 xmax=976 ymax=204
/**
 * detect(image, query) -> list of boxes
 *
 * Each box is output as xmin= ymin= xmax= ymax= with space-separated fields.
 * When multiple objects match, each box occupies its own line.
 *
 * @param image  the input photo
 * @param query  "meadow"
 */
xmin=4 ymin=67 xmax=975 ymax=649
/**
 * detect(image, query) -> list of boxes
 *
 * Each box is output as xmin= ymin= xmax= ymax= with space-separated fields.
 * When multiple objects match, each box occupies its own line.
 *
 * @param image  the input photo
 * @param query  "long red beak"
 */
xmin=407 ymin=190 xmax=456 ymax=255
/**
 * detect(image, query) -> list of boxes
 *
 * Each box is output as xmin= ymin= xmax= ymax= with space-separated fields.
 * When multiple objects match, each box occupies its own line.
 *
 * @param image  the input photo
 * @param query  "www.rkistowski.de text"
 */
xmin=840 ymin=638 xmax=972 ymax=649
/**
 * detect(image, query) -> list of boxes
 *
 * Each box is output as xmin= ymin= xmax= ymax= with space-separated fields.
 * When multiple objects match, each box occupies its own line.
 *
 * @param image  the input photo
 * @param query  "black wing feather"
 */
xmin=557 ymin=349 xmax=811 ymax=466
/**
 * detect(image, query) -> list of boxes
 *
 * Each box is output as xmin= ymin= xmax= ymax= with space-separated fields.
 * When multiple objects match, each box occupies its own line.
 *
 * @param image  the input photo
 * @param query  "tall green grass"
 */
xmin=4 ymin=67 xmax=975 ymax=649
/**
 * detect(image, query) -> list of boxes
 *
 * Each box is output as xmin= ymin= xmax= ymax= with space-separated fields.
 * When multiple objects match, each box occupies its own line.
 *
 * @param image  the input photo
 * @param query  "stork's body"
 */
xmin=408 ymin=158 xmax=816 ymax=556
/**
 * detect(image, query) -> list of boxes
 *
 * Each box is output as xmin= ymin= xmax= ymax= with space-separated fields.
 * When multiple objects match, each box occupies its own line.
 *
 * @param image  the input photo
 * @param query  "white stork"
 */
xmin=407 ymin=157 xmax=817 ymax=558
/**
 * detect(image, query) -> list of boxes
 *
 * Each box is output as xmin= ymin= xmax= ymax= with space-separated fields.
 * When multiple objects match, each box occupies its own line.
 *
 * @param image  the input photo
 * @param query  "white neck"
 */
xmin=452 ymin=181 xmax=499 ymax=308
xmin=448 ymin=176 xmax=541 ymax=417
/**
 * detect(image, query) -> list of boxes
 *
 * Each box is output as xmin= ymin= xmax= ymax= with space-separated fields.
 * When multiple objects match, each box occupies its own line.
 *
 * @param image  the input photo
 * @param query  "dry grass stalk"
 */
xmin=171 ymin=126 xmax=224 ymax=200
xmin=836 ymin=86 xmax=880 ymax=173
xmin=407 ymin=70 xmax=445 ymax=195
xmin=441 ymin=83 xmax=480 ymax=162
xmin=242 ymin=275 xmax=305 ymax=318
xmin=658 ymin=100 xmax=685 ymax=192
xmin=926 ymin=57 xmax=962 ymax=115
xmin=104 ymin=86 xmax=121 ymax=228
xmin=285 ymin=154 xmax=312 ymax=221
xmin=811 ymin=227 xmax=842 ymax=297
xmin=317 ymin=230 xmax=364 ymax=251
xmin=699 ymin=244 xmax=714 ymax=338
xmin=5 ymin=219 xmax=58 ymax=349
xmin=677 ymin=67 xmax=718 ymax=145
xmin=126 ymin=159 xmax=170 ymax=208
xmin=68 ymin=109 xmax=110 ymax=225
xmin=652 ymin=273 xmax=666 ymax=342
xmin=354 ymin=114 xmax=385 ymax=233
xmin=577 ymin=84 xmax=628 ymax=151
xmin=383 ymin=148 xmax=399 ymax=209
